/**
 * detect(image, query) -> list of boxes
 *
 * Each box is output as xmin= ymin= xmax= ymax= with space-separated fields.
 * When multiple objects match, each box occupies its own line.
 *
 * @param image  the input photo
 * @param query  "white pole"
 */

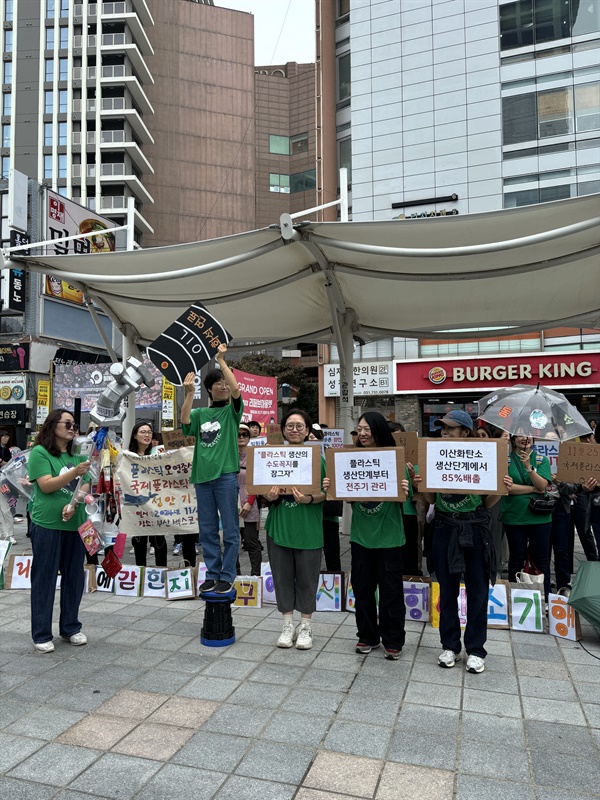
xmin=339 ymin=168 xmax=349 ymax=223
xmin=121 ymin=200 xmax=137 ymax=442
xmin=126 ymin=197 xmax=136 ymax=252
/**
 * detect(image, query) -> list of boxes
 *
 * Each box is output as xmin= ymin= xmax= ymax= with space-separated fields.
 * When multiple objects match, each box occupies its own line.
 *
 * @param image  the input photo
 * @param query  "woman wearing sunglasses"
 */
xmin=27 ymin=409 xmax=91 ymax=653
xmin=264 ymin=408 xmax=326 ymax=650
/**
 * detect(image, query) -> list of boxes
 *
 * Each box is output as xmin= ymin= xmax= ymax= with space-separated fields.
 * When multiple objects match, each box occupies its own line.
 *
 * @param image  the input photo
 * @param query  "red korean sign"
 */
xmin=233 ymin=370 xmax=278 ymax=430
xmin=394 ymin=351 xmax=600 ymax=394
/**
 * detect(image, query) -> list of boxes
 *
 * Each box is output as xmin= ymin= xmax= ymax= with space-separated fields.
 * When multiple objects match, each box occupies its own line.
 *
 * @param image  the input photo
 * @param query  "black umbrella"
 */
xmin=478 ymin=383 xmax=592 ymax=441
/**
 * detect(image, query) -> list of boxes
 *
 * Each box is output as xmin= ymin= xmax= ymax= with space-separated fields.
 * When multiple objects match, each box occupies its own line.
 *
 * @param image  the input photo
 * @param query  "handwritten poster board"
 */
xmin=246 ymin=445 xmax=321 ymax=495
xmin=162 ymin=429 xmax=196 ymax=450
xmin=266 ymin=424 xmax=284 ymax=445
xmin=323 ymin=429 xmax=345 ymax=449
xmin=556 ymin=442 xmax=600 ymax=483
xmin=548 ymin=593 xmax=581 ymax=641
xmin=417 ymin=438 xmax=508 ymax=495
xmin=392 ymin=431 xmax=418 ymax=464
xmin=248 ymin=435 xmax=268 ymax=447
xmin=117 ymin=447 xmax=199 ymax=536
xmin=325 ymin=447 xmax=406 ymax=502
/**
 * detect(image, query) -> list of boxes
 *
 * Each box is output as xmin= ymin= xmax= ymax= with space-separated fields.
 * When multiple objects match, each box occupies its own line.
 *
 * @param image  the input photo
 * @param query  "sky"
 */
xmin=217 ymin=0 xmax=317 ymax=65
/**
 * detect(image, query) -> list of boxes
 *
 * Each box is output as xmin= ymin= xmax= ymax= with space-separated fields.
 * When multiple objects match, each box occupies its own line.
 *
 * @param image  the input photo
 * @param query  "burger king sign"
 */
xmin=428 ymin=366 xmax=446 ymax=385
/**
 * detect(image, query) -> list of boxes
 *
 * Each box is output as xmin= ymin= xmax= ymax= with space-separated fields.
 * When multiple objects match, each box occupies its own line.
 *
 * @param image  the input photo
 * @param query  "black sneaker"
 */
xmin=214 ymin=580 xmax=233 ymax=594
xmin=199 ymin=580 xmax=217 ymax=593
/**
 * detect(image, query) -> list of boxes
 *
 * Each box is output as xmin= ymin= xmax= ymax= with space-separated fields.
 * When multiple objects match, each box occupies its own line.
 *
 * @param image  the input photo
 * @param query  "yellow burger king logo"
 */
xmin=428 ymin=366 xmax=446 ymax=385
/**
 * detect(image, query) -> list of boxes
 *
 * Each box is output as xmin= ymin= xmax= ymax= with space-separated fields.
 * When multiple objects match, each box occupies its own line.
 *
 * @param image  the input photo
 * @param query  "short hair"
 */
xmin=280 ymin=407 xmax=313 ymax=440
xmin=204 ymin=368 xmax=224 ymax=398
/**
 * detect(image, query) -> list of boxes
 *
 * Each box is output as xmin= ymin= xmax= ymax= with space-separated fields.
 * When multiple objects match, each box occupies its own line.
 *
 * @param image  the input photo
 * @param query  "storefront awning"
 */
xmin=6 ymin=194 xmax=599 ymax=348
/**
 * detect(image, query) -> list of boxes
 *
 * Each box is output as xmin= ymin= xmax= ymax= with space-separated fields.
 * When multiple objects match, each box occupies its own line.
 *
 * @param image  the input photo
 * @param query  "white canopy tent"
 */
xmin=4 ymin=193 xmax=599 ymax=438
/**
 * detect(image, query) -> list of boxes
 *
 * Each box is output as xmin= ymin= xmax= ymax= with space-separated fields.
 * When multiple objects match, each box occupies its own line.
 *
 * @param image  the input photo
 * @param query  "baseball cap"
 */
xmin=434 ymin=410 xmax=474 ymax=431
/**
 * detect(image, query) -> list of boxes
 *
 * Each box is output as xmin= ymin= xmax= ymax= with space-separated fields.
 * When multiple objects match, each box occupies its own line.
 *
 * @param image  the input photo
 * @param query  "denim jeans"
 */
xmin=195 ymin=472 xmax=240 ymax=583
xmin=30 ymin=523 xmax=86 ymax=644
xmin=550 ymin=505 xmax=571 ymax=590
xmin=505 ymin=521 xmax=552 ymax=599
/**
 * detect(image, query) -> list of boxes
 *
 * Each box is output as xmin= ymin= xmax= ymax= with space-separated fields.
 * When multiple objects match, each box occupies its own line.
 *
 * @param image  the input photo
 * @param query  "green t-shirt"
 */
xmin=28 ymin=446 xmax=88 ymax=531
xmin=350 ymin=501 xmax=406 ymax=549
xmin=501 ymin=451 xmax=552 ymax=526
xmin=435 ymin=493 xmax=482 ymax=515
xmin=265 ymin=459 xmax=325 ymax=550
xmin=181 ymin=399 xmax=244 ymax=484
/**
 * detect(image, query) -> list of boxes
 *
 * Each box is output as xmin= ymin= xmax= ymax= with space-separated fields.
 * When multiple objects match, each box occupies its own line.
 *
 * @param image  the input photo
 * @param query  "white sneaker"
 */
xmin=129 ymin=547 xmax=135 ymax=554
xmin=466 ymin=655 xmax=485 ymax=673
xmin=149 ymin=547 xmax=155 ymax=555
xmin=438 ymin=649 xmax=461 ymax=668
xmin=34 ymin=641 xmax=55 ymax=653
xmin=62 ymin=632 xmax=87 ymax=646
xmin=173 ymin=543 xmax=182 ymax=556
xmin=277 ymin=620 xmax=296 ymax=648
xmin=295 ymin=621 xmax=313 ymax=650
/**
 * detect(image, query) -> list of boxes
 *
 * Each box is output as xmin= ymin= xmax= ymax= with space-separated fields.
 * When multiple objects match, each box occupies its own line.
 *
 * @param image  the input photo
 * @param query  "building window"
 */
xmin=45 ymin=90 xmax=54 ymax=113
xmin=59 ymin=27 xmax=69 ymax=50
xmin=538 ymin=86 xmax=573 ymax=138
xmin=2 ymin=124 xmax=10 ymax=148
xmin=502 ymin=93 xmax=537 ymax=145
xmin=3 ymin=94 xmax=11 ymax=116
xmin=269 ymin=173 xmax=290 ymax=193
xmin=3 ymin=62 xmax=12 ymax=86
xmin=290 ymin=169 xmax=316 ymax=193
xmin=58 ymin=89 xmax=68 ymax=113
xmin=269 ymin=135 xmax=289 ymax=155
xmin=45 ymin=59 xmax=54 ymax=82
xmin=500 ymin=0 xmax=600 ymax=51
xmin=4 ymin=30 xmax=13 ymax=53
xmin=337 ymin=53 xmax=351 ymax=105
xmin=59 ymin=58 xmax=68 ymax=81
xmin=46 ymin=28 xmax=55 ymax=51
xmin=44 ymin=154 xmax=53 ymax=179
xmin=575 ymin=83 xmax=600 ymax=132
xmin=338 ymin=0 xmax=350 ymax=18
xmin=5 ymin=0 xmax=13 ymax=22
xmin=339 ymin=137 xmax=352 ymax=183
xmin=44 ymin=122 xmax=53 ymax=146
xmin=46 ymin=0 xmax=55 ymax=18
xmin=290 ymin=133 xmax=308 ymax=155
xmin=58 ymin=153 xmax=67 ymax=178
xmin=58 ymin=120 xmax=67 ymax=146
xmin=1 ymin=155 xmax=9 ymax=178
xmin=60 ymin=0 xmax=69 ymax=17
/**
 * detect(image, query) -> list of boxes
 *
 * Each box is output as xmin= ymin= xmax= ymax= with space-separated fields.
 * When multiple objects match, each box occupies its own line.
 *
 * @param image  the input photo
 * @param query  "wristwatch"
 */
xmin=307 ymin=495 xmax=314 ymax=504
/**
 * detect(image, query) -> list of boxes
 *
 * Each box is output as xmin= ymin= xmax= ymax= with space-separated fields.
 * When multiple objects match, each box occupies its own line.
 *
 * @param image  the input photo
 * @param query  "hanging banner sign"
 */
xmin=233 ymin=369 xmax=277 ymax=429
xmin=36 ymin=380 xmax=51 ymax=429
xmin=161 ymin=378 xmax=176 ymax=431
xmin=324 ymin=361 xmax=393 ymax=397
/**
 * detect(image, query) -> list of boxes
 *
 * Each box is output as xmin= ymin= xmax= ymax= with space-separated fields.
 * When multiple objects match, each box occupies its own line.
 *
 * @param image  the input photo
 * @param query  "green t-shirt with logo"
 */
xmin=435 ymin=493 xmax=482 ymax=515
xmin=182 ymin=399 xmax=244 ymax=484
xmin=404 ymin=464 xmax=418 ymax=516
xmin=350 ymin=500 xmax=406 ymax=549
xmin=265 ymin=459 xmax=325 ymax=550
xmin=28 ymin=446 xmax=88 ymax=531
xmin=501 ymin=451 xmax=552 ymax=526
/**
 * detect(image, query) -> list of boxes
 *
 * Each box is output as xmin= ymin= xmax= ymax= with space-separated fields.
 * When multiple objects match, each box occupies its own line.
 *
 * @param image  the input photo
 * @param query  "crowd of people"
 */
xmin=23 ymin=346 xmax=600 ymax=674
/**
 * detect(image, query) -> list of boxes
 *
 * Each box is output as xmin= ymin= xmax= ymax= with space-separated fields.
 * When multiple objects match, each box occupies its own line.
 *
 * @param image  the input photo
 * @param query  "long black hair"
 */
xmin=129 ymin=421 xmax=153 ymax=455
xmin=356 ymin=411 xmax=396 ymax=448
xmin=34 ymin=408 xmax=76 ymax=457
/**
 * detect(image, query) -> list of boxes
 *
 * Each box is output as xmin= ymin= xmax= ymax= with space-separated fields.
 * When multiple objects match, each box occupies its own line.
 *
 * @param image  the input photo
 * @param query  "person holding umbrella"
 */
xmin=502 ymin=435 xmax=553 ymax=598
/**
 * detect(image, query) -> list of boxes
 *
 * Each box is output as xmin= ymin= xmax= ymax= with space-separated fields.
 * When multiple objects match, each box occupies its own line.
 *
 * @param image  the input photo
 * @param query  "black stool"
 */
xmin=200 ymin=587 xmax=236 ymax=647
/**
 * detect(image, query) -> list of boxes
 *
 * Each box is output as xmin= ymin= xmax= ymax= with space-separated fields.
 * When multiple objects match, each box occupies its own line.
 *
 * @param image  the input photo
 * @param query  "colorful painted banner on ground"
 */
xmin=117 ymin=447 xmax=198 ymax=536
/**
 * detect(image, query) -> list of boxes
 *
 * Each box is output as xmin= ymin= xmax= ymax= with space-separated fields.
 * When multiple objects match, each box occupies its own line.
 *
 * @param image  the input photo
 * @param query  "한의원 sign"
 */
xmin=325 ymin=447 xmax=406 ymax=502
xmin=417 ymin=438 xmax=509 ymax=495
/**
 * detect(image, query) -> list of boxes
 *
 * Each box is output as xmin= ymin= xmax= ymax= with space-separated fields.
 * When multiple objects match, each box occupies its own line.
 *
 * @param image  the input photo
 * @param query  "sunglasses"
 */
xmin=61 ymin=421 xmax=78 ymax=431
xmin=238 ymin=432 xmax=250 ymax=438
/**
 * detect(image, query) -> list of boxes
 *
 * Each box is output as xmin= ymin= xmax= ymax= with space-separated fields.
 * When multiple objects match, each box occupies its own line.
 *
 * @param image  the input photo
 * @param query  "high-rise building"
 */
xmin=316 ymin=0 xmax=599 ymax=430
xmin=1 ymin=0 xmax=255 ymax=245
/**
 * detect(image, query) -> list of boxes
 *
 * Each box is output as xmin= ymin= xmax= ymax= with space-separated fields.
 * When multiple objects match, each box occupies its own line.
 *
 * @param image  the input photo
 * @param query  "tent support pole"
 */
xmin=338 ymin=311 xmax=356 ymax=445
xmin=121 ymin=325 xmax=139 ymax=444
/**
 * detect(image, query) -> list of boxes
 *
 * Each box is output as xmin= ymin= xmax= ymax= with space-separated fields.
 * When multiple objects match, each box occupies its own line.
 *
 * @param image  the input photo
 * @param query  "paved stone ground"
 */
xmin=1 ymin=524 xmax=599 ymax=800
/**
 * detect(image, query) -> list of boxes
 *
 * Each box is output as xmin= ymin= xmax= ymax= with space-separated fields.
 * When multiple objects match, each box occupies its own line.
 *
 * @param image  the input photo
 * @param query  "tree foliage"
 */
xmin=228 ymin=352 xmax=306 ymax=391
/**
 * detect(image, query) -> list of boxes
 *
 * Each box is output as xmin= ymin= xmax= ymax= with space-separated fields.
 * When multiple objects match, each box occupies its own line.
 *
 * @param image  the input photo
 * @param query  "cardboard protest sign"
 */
xmin=510 ymin=587 xmax=544 ymax=633
xmin=487 ymin=580 xmax=510 ymax=629
xmin=248 ymin=435 xmax=268 ymax=447
xmin=117 ymin=447 xmax=198 ymax=536
xmin=143 ymin=568 xmax=167 ymax=598
xmin=533 ymin=440 xmax=559 ymax=475
xmin=234 ymin=370 xmax=277 ymax=429
xmin=403 ymin=578 xmax=430 ymax=622
xmin=166 ymin=567 xmax=196 ymax=600
xmin=246 ymin=445 xmax=322 ymax=495
xmin=392 ymin=431 xmax=418 ymax=464
xmin=556 ymin=441 xmax=600 ymax=483
xmin=266 ymin=424 xmax=284 ymax=445
xmin=233 ymin=576 xmax=263 ymax=608
xmin=325 ymin=447 xmax=406 ymax=502
xmin=5 ymin=554 xmax=32 ymax=589
xmin=260 ymin=562 xmax=277 ymax=604
xmin=114 ymin=566 xmax=142 ymax=597
xmin=323 ymin=429 xmax=344 ymax=449
xmin=417 ymin=438 xmax=509 ymax=495
xmin=316 ymin=573 xmax=343 ymax=611
xmin=95 ymin=565 xmax=115 ymax=593
xmin=147 ymin=300 xmax=231 ymax=386
xmin=162 ymin=429 xmax=196 ymax=450
xmin=548 ymin=593 xmax=582 ymax=641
